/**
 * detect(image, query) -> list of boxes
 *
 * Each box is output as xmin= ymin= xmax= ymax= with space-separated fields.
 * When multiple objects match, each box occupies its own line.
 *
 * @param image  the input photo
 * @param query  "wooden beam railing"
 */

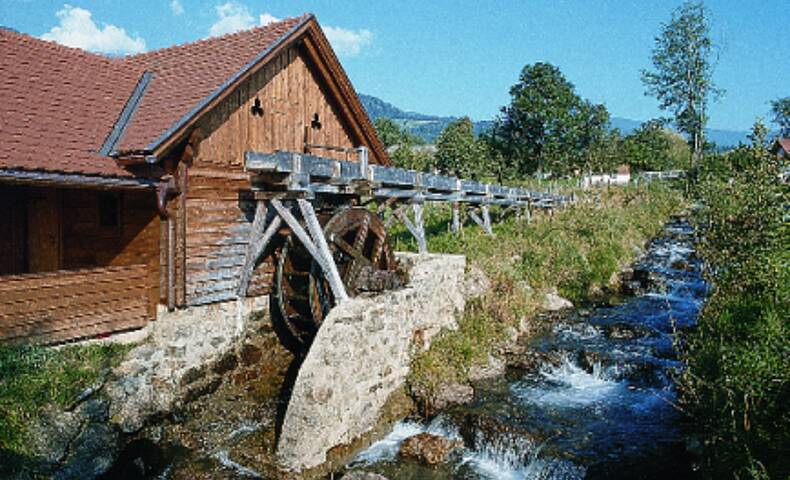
xmin=238 ymin=148 xmax=574 ymax=301
xmin=244 ymin=148 xmax=571 ymax=210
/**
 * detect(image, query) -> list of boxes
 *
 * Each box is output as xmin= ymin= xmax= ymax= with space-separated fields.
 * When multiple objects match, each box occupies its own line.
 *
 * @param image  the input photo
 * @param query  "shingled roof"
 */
xmin=0 ymin=14 xmax=386 ymax=180
xmin=771 ymin=138 xmax=790 ymax=155
xmin=0 ymin=27 xmax=142 ymax=177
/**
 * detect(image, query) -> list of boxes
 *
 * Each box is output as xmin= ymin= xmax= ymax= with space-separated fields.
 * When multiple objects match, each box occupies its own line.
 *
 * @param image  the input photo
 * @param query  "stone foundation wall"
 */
xmin=276 ymin=253 xmax=467 ymax=472
xmin=23 ymin=296 xmax=272 ymax=479
xmin=106 ymin=296 xmax=269 ymax=432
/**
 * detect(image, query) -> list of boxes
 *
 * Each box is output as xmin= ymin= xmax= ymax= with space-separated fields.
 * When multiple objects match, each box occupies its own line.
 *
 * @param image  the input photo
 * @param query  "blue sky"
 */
xmin=2 ymin=0 xmax=787 ymax=131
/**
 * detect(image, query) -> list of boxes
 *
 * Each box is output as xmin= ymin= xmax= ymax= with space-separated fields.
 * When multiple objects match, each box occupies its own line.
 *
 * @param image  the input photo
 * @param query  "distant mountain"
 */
xmin=609 ymin=117 xmax=642 ymax=135
xmin=359 ymin=94 xmax=492 ymax=142
xmin=610 ymin=116 xmax=752 ymax=147
xmin=359 ymin=93 xmax=751 ymax=148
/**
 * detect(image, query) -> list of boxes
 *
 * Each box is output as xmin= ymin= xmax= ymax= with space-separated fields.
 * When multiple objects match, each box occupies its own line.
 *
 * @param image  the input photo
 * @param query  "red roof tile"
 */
xmin=0 ymin=17 xmax=308 ymax=178
xmin=0 ymin=28 xmax=142 ymax=177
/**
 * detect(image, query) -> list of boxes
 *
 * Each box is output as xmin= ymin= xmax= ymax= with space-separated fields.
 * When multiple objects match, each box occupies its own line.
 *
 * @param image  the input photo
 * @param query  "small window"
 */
xmin=98 ymin=193 xmax=120 ymax=228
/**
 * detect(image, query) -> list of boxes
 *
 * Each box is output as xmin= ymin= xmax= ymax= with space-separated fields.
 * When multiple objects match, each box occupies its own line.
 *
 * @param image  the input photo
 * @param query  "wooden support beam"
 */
xmin=468 ymin=208 xmax=486 ymax=230
xmin=167 ymin=217 xmax=175 ymax=311
xmin=412 ymin=203 xmax=427 ymax=254
xmin=237 ymin=201 xmax=283 ymax=297
xmin=481 ymin=205 xmax=493 ymax=236
xmin=385 ymin=204 xmax=405 ymax=229
xmin=297 ymin=199 xmax=349 ymax=302
xmin=451 ymin=201 xmax=461 ymax=233
xmin=395 ymin=204 xmax=427 ymax=254
xmin=267 ymin=199 xmax=349 ymax=303
xmin=271 ymin=200 xmax=326 ymax=271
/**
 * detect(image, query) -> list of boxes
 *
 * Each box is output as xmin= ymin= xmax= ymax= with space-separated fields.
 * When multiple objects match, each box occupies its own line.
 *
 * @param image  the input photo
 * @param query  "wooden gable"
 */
xmin=194 ymin=42 xmax=361 ymax=168
xmin=150 ymin=17 xmax=388 ymax=168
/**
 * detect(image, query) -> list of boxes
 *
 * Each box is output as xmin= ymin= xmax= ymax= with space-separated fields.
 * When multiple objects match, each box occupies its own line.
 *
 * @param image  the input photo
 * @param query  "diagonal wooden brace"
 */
xmin=238 ymin=201 xmax=283 ymax=297
xmin=267 ymin=199 xmax=349 ymax=303
xmin=394 ymin=203 xmax=428 ymax=254
xmin=467 ymin=206 xmax=494 ymax=236
xmin=297 ymin=199 xmax=349 ymax=302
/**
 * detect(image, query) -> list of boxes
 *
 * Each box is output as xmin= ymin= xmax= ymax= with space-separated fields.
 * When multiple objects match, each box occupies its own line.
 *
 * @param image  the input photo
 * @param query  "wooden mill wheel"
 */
xmin=272 ymin=206 xmax=397 ymax=347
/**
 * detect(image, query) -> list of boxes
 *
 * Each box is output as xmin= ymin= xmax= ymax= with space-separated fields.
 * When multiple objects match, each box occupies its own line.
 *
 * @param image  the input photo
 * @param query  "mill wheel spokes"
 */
xmin=272 ymin=207 xmax=397 ymax=348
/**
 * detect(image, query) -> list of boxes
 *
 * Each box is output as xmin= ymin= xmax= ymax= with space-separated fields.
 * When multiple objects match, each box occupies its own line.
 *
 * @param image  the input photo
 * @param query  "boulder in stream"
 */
xmin=605 ymin=322 xmax=651 ymax=340
xmin=427 ymin=382 xmax=474 ymax=415
xmin=543 ymin=288 xmax=574 ymax=311
xmin=343 ymin=471 xmax=390 ymax=480
xmin=398 ymin=433 xmax=462 ymax=465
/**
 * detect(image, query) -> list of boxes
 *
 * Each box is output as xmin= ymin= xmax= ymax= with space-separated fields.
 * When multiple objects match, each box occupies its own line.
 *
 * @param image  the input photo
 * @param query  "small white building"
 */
xmin=581 ymin=165 xmax=631 ymax=188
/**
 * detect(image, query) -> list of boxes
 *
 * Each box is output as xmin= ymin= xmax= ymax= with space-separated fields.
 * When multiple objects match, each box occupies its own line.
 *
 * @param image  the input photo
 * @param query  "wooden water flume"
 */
xmin=240 ymin=147 xmax=571 ymax=345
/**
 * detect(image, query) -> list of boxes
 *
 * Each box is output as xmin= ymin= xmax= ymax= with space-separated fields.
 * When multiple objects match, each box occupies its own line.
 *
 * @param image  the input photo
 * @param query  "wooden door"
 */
xmin=27 ymin=188 xmax=61 ymax=273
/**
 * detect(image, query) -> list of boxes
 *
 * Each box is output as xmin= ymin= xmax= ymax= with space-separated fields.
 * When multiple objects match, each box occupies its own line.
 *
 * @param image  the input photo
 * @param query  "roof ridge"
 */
xmin=119 ymin=13 xmax=311 ymax=64
xmin=0 ymin=27 xmax=120 ymax=63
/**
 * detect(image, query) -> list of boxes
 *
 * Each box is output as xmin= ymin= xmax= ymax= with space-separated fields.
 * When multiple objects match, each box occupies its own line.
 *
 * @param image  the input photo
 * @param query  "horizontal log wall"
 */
xmin=60 ymin=189 xmax=160 ymax=317
xmin=185 ymin=170 xmax=274 ymax=306
xmin=0 ymin=264 xmax=152 ymax=345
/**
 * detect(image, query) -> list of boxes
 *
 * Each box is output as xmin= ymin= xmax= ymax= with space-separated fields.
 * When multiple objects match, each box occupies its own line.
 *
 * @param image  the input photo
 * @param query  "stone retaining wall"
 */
xmin=21 ymin=296 xmax=271 ymax=479
xmin=276 ymin=253 xmax=467 ymax=472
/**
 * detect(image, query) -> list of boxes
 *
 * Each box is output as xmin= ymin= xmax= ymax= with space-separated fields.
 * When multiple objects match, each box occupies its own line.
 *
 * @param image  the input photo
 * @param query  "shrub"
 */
xmin=681 ymin=136 xmax=790 ymax=478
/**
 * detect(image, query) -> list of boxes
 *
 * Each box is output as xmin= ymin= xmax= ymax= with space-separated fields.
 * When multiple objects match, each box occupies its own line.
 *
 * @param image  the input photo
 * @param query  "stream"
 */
xmin=344 ymin=218 xmax=707 ymax=479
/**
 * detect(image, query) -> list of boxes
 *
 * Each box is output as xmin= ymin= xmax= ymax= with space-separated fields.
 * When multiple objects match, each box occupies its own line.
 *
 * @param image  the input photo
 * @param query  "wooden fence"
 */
xmin=0 ymin=264 xmax=153 ymax=345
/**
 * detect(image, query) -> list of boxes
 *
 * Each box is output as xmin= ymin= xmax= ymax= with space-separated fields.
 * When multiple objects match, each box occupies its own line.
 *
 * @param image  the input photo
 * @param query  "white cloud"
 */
xmin=41 ymin=4 xmax=146 ymax=54
xmin=170 ymin=0 xmax=184 ymax=16
xmin=210 ymin=5 xmax=373 ymax=57
xmin=322 ymin=26 xmax=373 ymax=57
xmin=209 ymin=2 xmax=255 ymax=37
xmin=258 ymin=12 xmax=280 ymax=26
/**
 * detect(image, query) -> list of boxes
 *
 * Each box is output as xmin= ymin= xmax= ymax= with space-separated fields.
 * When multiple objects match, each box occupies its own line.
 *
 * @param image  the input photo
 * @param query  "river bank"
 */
xmin=397 ymin=184 xmax=684 ymax=410
xmin=345 ymin=216 xmax=706 ymax=479
xmin=678 ymin=142 xmax=789 ymax=478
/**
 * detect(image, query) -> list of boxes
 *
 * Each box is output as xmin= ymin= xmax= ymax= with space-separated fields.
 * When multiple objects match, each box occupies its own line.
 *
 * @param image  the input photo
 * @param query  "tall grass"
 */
xmin=0 ymin=343 xmax=131 ymax=461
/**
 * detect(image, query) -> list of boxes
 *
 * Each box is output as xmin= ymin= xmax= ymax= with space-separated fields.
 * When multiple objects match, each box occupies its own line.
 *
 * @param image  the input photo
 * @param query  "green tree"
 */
xmin=585 ymin=128 xmax=622 ymax=173
xmin=494 ymin=62 xmax=610 ymax=177
xmin=390 ymin=145 xmax=433 ymax=172
xmin=770 ymin=96 xmax=790 ymax=137
xmin=623 ymin=119 xmax=673 ymax=171
xmin=642 ymin=1 xmax=720 ymax=175
xmin=434 ymin=117 xmax=487 ymax=179
xmin=373 ymin=117 xmax=423 ymax=149
xmin=373 ymin=117 xmax=432 ymax=170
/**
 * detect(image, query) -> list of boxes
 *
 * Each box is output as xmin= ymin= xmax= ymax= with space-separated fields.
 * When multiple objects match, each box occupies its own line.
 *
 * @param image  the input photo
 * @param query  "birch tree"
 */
xmin=642 ymin=1 xmax=720 ymax=176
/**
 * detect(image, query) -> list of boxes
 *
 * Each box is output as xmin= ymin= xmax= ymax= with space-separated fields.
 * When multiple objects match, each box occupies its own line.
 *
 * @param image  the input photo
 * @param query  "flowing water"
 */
xmin=346 ymin=219 xmax=707 ymax=479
